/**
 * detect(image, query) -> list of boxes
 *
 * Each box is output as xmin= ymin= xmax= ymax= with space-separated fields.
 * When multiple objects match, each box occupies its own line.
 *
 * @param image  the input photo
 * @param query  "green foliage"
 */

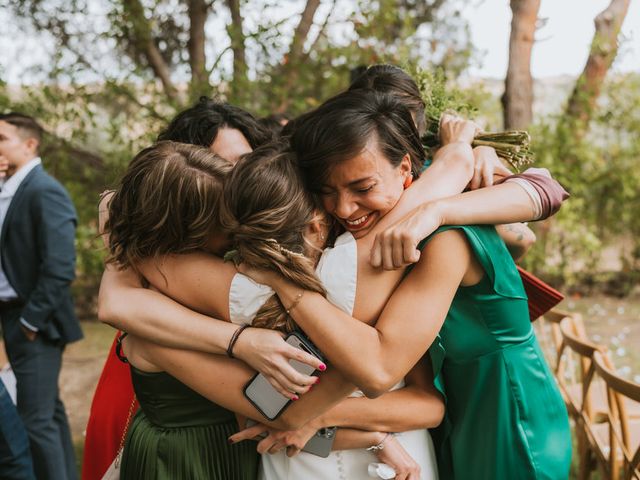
xmin=523 ymin=73 xmax=640 ymax=291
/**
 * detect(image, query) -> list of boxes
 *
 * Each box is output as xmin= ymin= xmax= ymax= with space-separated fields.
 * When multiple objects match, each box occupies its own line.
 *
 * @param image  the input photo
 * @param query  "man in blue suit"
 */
xmin=0 ymin=113 xmax=82 ymax=480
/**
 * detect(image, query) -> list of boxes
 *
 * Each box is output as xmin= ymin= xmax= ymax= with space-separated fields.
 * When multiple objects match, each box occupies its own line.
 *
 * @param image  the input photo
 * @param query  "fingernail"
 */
xmin=315 ymin=377 xmax=321 ymax=384
xmin=318 ymin=363 xmax=327 ymax=371
xmin=228 ymin=438 xmax=235 ymax=444
xmin=292 ymin=395 xmax=299 ymax=401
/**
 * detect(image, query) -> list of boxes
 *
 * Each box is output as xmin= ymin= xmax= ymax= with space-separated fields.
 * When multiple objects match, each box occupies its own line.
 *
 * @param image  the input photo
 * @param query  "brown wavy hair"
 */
xmin=106 ymin=141 xmax=232 ymax=269
xmin=220 ymin=141 xmax=326 ymax=332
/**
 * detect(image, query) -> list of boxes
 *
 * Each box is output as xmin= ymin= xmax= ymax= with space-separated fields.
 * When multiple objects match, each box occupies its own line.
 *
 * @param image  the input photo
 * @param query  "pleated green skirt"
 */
xmin=121 ymin=411 xmax=259 ymax=480
xmin=120 ymin=367 xmax=260 ymax=480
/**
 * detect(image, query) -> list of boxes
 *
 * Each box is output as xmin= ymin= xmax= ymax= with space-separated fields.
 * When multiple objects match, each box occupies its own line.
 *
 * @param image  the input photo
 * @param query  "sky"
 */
xmin=464 ymin=0 xmax=640 ymax=79
xmin=1 ymin=0 xmax=638 ymax=83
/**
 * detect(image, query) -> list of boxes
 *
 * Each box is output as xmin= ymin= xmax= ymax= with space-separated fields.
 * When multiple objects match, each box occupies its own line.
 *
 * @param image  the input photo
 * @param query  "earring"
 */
xmin=403 ymin=174 xmax=413 ymax=189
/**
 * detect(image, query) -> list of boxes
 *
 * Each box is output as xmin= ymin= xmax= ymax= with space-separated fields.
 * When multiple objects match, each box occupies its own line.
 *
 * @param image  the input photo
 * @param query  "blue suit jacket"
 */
xmin=0 ymin=164 xmax=83 ymax=344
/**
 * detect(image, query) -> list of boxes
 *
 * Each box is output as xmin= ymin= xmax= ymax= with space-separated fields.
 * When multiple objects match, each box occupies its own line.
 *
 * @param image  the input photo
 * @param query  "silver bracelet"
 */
xmin=366 ymin=432 xmax=394 ymax=452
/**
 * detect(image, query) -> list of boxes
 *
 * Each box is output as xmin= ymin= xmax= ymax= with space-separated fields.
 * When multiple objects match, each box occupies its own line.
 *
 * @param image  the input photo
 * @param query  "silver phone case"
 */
xmin=243 ymin=331 xmax=324 ymax=421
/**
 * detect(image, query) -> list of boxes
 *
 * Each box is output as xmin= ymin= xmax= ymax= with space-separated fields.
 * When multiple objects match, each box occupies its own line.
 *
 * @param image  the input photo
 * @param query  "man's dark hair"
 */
xmin=0 ymin=112 xmax=44 ymax=148
xmin=348 ymin=64 xmax=426 ymax=136
xmin=158 ymin=97 xmax=272 ymax=149
xmin=289 ymin=89 xmax=425 ymax=193
xmin=258 ymin=113 xmax=291 ymax=136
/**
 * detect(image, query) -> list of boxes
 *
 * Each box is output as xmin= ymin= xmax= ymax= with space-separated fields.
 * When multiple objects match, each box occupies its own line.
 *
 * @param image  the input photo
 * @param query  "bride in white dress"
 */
xmin=228 ymin=230 xmax=439 ymax=480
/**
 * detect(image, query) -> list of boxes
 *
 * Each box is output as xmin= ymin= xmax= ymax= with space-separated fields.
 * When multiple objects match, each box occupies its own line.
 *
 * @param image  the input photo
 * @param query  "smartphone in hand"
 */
xmin=243 ymin=331 xmax=324 ymax=421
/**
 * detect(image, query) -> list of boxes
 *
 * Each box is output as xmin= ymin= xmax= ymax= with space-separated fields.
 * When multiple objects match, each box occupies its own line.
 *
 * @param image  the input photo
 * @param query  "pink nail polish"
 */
xmin=292 ymin=395 xmax=299 ymax=401
xmin=318 ymin=363 xmax=327 ymax=371
xmin=315 ymin=377 xmax=321 ymax=384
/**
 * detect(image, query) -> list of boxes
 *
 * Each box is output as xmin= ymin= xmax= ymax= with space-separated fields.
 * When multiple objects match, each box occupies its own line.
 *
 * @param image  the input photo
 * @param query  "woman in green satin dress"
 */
xmin=120 ymin=362 xmax=260 ymax=480
xmin=419 ymin=225 xmax=571 ymax=479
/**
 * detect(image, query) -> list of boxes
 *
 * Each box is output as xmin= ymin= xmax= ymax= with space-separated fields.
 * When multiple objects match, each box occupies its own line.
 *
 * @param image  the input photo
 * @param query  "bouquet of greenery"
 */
xmin=411 ymin=67 xmax=534 ymax=171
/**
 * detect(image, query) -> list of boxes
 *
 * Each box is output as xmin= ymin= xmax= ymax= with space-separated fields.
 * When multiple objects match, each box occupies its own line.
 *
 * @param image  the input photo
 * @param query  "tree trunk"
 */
xmin=226 ymin=0 xmax=247 ymax=91
xmin=122 ymin=0 xmax=178 ymax=101
xmin=288 ymin=0 xmax=321 ymax=62
xmin=277 ymin=0 xmax=322 ymax=111
xmin=187 ymin=0 xmax=210 ymax=99
xmin=565 ymin=0 xmax=630 ymax=133
xmin=501 ymin=0 xmax=540 ymax=130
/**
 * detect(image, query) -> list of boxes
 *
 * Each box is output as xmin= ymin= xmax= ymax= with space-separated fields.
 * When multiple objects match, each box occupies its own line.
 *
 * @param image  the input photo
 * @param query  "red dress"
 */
xmin=81 ymin=333 xmax=137 ymax=480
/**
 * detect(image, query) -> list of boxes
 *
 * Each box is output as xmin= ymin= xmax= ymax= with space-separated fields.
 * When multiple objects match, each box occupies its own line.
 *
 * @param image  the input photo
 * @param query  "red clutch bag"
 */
xmin=517 ymin=266 xmax=564 ymax=322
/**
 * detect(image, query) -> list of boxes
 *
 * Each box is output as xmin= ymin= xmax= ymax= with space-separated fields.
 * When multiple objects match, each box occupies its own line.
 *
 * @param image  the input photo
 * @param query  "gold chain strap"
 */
xmin=114 ymin=397 xmax=137 ymax=468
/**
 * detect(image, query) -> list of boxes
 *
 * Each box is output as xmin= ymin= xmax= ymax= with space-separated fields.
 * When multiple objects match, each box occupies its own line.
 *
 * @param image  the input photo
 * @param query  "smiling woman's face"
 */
xmin=319 ymin=135 xmax=411 ymax=239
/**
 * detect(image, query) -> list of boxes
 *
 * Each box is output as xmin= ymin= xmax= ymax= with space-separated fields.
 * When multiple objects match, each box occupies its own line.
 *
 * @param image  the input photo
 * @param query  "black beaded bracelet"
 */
xmin=227 ymin=325 xmax=250 ymax=359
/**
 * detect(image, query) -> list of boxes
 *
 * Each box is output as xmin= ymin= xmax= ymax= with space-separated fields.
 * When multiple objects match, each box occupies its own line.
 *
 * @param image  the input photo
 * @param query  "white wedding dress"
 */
xmin=229 ymin=231 xmax=439 ymax=480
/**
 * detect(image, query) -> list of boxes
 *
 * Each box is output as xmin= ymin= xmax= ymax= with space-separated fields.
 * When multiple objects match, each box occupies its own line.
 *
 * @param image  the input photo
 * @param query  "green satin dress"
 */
xmin=422 ymin=225 xmax=571 ymax=480
xmin=120 ymin=366 xmax=259 ymax=480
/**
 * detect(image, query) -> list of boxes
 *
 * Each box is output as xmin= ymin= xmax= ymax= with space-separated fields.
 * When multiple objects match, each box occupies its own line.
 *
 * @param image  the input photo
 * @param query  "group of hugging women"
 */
xmin=88 ymin=65 xmax=573 ymax=480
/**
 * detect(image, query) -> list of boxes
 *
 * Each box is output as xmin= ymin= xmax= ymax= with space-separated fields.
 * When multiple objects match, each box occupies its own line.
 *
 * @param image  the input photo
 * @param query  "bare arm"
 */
xmin=495 ymin=223 xmax=536 ymax=262
xmin=124 ymin=334 xmax=354 ymax=430
xmin=313 ymin=356 xmax=444 ymax=432
xmin=98 ymin=264 xmax=238 ymax=354
xmin=240 ymin=230 xmax=474 ymax=398
xmin=232 ymin=354 xmax=443 ymax=450
xmin=370 ymin=181 xmax=542 ymax=270
xmin=98 ymin=263 xmax=323 ymax=396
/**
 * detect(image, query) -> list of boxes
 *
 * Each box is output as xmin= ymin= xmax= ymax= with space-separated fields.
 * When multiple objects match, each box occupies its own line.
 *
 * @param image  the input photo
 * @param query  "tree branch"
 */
xmin=121 ymin=0 xmax=178 ymax=101
xmin=565 ymin=0 xmax=630 ymax=131
xmin=225 ymin=0 xmax=247 ymax=85
xmin=288 ymin=0 xmax=322 ymax=63
xmin=187 ymin=0 xmax=210 ymax=98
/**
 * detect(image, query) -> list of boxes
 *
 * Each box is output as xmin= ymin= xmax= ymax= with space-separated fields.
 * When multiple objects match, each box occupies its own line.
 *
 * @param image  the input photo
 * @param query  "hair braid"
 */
xmin=221 ymin=141 xmax=326 ymax=332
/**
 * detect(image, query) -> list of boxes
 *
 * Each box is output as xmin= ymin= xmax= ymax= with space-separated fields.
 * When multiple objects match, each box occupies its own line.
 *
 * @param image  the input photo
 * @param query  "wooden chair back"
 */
xmin=557 ymin=315 xmax=603 ymax=418
xmin=558 ymin=317 xmax=610 ymax=480
xmin=593 ymin=351 xmax=640 ymax=480
xmin=539 ymin=309 xmax=577 ymax=385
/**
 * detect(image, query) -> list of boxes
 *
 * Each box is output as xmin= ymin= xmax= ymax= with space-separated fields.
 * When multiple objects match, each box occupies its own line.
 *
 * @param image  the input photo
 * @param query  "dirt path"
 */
xmin=1 ymin=322 xmax=114 ymax=447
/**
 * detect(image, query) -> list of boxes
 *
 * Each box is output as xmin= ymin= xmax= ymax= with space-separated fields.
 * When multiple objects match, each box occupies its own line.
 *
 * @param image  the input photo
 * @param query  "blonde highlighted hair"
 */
xmin=106 ymin=141 xmax=231 ymax=269
xmin=221 ymin=141 xmax=326 ymax=332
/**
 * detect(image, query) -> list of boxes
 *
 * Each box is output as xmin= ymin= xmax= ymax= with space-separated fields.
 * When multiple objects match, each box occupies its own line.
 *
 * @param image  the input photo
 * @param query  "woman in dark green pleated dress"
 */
xmin=104 ymin=142 xmax=260 ymax=480
xmin=120 ymin=365 xmax=259 ymax=480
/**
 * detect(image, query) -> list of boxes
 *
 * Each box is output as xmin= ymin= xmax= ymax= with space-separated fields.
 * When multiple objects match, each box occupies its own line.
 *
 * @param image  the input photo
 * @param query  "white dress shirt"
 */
xmin=0 ymin=156 xmax=42 ymax=331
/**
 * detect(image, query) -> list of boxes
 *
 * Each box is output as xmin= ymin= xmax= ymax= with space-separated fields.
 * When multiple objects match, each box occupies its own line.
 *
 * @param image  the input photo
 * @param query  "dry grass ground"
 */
xmin=0 ymin=321 xmax=115 ymax=474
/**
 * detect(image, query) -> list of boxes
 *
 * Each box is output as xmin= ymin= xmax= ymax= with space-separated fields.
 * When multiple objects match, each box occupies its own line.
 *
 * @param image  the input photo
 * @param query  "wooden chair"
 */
xmin=592 ymin=350 xmax=640 ymax=480
xmin=537 ymin=309 xmax=577 ymax=388
xmin=557 ymin=317 xmax=609 ymax=479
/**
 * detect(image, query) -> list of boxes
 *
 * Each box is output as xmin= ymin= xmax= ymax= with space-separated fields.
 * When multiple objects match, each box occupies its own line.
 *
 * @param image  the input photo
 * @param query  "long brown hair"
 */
xmin=106 ymin=141 xmax=231 ymax=269
xmin=220 ymin=141 xmax=326 ymax=332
